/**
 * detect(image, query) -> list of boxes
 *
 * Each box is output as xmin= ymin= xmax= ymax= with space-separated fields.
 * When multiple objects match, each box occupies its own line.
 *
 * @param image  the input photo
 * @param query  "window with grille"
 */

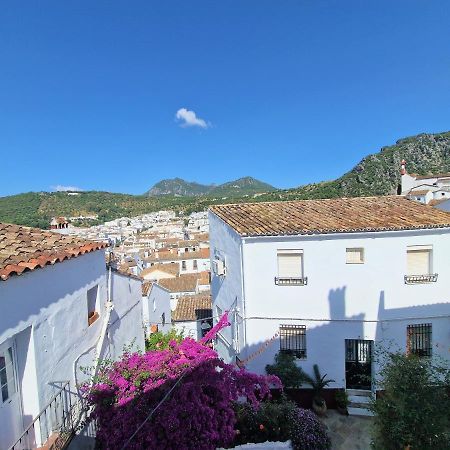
xmin=346 ymin=248 xmax=364 ymax=264
xmin=279 ymin=325 xmax=306 ymax=358
xmin=276 ymin=250 xmax=306 ymax=285
xmin=407 ymin=323 xmax=432 ymax=357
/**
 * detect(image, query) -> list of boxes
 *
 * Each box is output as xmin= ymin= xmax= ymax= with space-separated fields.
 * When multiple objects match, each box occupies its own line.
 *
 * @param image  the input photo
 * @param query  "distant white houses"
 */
xmin=0 ymin=224 xmax=145 ymax=449
xmin=209 ymin=196 xmax=450 ymax=413
xmin=400 ymin=160 xmax=450 ymax=205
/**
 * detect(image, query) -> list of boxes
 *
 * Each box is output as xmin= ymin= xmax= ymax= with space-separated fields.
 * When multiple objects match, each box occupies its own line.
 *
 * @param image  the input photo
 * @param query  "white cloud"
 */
xmin=52 ymin=185 xmax=83 ymax=192
xmin=175 ymin=108 xmax=210 ymax=129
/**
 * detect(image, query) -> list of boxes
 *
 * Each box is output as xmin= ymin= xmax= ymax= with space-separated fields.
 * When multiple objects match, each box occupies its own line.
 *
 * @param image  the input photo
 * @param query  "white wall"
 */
xmin=209 ymin=212 xmax=245 ymax=363
xmin=0 ymin=252 xmax=145 ymax=448
xmin=143 ymin=284 xmax=172 ymax=335
xmin=173 ymin=320 xmax=199 ymax=339
xmin=210 ymin=215 xmax=450 ymax=388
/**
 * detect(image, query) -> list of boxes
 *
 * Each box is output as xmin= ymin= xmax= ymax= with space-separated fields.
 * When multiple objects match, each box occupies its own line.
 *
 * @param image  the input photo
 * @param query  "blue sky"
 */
xmin=1 ymin=1 xmax=449 ymax=196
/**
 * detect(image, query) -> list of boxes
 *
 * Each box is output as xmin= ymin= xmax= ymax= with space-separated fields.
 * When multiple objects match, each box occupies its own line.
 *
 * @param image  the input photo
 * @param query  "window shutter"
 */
xmin=346 ymin=248 xmax=364 ymax=264
xmin=407 ymin=250 xmax=430 ymax=275
xmin=278 ymin=252 xmax=303 ymax=277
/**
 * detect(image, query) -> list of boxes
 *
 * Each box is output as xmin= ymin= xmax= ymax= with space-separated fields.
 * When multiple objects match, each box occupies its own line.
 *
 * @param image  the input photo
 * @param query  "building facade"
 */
xmin=0 ymin=224 xmax=145 ymax=449
xmin=209 ymin=197 xmax=450 ymax=399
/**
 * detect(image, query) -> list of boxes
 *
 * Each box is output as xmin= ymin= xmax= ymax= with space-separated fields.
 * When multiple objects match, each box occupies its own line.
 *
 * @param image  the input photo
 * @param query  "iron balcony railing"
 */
xmin=8 ymin=381 xmax=89 ymax=450
xmin=404 ymin=273 xmax=438 ymax=284
xmin=274 ymin=276 xmax=308 ymax=286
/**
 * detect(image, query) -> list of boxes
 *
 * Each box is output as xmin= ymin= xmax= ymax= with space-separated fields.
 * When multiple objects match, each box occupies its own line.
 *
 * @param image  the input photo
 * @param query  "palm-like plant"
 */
xmin=301 ymin=364 xmax=335 ymax=407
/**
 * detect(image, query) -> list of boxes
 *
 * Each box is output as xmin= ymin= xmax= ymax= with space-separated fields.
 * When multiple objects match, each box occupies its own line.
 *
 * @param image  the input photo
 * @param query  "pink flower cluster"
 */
xmin=86 ymin=320 xmax=280 ymax=449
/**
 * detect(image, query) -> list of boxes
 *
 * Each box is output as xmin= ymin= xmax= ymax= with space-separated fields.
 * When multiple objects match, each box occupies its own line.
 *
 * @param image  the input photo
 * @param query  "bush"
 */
xmin=85 ymin=315 xmax=281 ymax=449
xmin=288 ymin=408 xmax=331 ymax=450
xmin=370 ymin=352 xmax=450 ymax=450
xmin=145 ymin=328 xmax=184 ymax=351
xmin=265 ymin=352 xmax=304 ymax=388
xmin=234 ymin=398 xmax=297 ymax=445
xmin=234 ymin=398 xmax=330 ymax=450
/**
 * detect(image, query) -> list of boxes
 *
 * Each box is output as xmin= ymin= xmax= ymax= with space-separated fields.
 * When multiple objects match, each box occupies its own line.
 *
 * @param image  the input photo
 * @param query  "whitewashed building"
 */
xmin=400 ymin=160 xmax=450 ymax=204
xmin=0 ymin=223 xmax=145 ymax=449
xmin=209 ymin=197 xmax=450 ymax=411
xmin=141 ymin=282 xmax=172 ymax=336
xmin=172 ymin=294 xmax=212 ymax=339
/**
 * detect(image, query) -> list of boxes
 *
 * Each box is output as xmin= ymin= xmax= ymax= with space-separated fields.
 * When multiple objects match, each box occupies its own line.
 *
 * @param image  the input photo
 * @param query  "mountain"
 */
xmin=1 ymin=131 xmax=449 ymax=228
xmin=145 ymin=176 xmax=276 ymax=197
xmin=208 ymin=177 xmax=276 ymax=197
xmin=260 ymin=131 xmax=450 ymax=202
xmin=146 ymin=178 xmax=211 ymax=196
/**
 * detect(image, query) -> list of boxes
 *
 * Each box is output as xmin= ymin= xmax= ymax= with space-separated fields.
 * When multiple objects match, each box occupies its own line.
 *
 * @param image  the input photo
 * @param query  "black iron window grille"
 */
xmin=407 ymin=323 xmax=432 ymax=357
xmin=404 ymin=274 xmax=438 ymax=284
xmin=279 ymin=325 xmax=306 ymax=359
xmin=275 ymin=277 xmax=308 ymax=286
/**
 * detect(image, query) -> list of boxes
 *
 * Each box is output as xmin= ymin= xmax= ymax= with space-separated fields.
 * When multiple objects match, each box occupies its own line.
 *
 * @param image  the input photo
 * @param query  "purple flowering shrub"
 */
xmin=288 ymin=408 xmax=331 ymax=450
xmin=85 ymin=314 xmax=281 ymax=449
xmin=234 ymin=398 xmax=331 ymax=450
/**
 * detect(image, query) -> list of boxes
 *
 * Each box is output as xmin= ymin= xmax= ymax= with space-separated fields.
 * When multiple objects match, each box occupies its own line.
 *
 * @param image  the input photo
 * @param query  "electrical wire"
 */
xmin=120 ymin=371 xmax=188 ymax=450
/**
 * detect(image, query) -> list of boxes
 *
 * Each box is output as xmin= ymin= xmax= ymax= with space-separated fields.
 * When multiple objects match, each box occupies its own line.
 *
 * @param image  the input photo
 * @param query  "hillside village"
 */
xmin=1 ymin=162 xmax=450 ymax=449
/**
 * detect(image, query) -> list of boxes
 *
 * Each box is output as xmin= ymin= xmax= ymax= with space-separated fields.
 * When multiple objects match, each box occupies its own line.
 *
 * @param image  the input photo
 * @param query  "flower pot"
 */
xmin=312 ymin=397 xmax=327 ymax=416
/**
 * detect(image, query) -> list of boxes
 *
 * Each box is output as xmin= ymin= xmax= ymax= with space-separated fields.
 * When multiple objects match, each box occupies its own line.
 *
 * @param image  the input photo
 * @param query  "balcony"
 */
xmin=8 ymin=381 xmax=89 ymax=450
xmin=274 ymin=276 xmax=308 ymax=286
xmin=404 ymin=274 xmax=438 ymax=284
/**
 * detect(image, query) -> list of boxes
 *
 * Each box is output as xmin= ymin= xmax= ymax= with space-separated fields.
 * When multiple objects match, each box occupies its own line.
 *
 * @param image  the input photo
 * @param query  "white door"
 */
xmin=0 ymin=339 xmax=23 ymax=450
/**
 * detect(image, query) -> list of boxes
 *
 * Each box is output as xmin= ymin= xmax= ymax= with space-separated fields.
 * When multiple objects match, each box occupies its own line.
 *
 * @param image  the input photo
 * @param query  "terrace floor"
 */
xmin=321 ymin=410 xmax=373 ymax=450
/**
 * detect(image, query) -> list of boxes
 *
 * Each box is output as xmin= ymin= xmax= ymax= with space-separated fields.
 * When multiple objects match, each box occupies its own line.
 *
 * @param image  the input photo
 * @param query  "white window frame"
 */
xmin=405 ymin=245 xmax=437 ymax=284
xmin=346 ymin=247 xmax=364 ymax=264
xmin=275 ymin=249 xmax=306 ymax=286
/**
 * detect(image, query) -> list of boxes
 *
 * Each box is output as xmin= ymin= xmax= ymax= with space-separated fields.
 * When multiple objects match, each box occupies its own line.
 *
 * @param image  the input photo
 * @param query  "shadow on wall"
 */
xmin=374 ymin=290 xmax=450 ymax=376
xmin=241 ymin=286 xmax=365 ymax=391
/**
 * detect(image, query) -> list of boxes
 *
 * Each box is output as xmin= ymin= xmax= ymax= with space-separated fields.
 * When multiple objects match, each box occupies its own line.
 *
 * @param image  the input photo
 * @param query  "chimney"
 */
xmin=400 ymin=159 xmax=406 ymax=176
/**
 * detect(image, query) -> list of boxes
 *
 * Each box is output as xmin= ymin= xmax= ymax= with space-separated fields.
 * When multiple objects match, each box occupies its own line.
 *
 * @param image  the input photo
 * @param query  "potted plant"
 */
xmin=301 ymin=364 xmax=335 ymax=416
xmin=335 ymin=390 xmax=349 ymax=415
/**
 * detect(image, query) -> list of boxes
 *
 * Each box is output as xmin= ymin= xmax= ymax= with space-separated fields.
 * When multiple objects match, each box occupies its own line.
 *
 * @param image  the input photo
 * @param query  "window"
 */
xmin=153 ymin=297 xmax=156 ymax=312
xmin=0 ymin=347 xmax=16 ymax=403
xmin=216 ymin=305 xmax=223 ymax=319
xmin=346 ymin=248 xmax=364 ymax=264
xmin=275 ymin=250 xmax=306 ymax=285
xmin=407 ymin=246 xmax=431 ymax=275
xmin=87 ymin=285 xmax=99 ymax=326
xmin=161 ymin=312 xmax=166 ymax=327
xmin=193 ymin=260 xmax=198 ymax=270
xmin=181 ymin=260 xmax=187 ymax=271
xmin=405 ymin=246 xmax=437 ymax=284
xmin=407 ymin=324 xmax=432 ymax=357
xmin=279 ymin=325 xmax=306 ymax=358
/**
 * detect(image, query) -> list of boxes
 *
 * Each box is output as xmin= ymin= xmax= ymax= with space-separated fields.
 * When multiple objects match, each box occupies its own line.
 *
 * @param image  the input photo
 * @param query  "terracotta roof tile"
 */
xmin=0 ymin=223 xmax=108 ymax=281
xmin=158 ymin=275 xmax=198 ymax=293
xmin=209 ymin=196 xmax=450 ymax=237
xmin=172 ymin=294 xmax=212 ymax=322
xmin=141 ymin=263 xmax=179 ymax=278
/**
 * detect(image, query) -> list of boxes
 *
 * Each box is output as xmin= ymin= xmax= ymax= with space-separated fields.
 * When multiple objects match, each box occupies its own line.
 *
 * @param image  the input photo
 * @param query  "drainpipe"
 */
xmin=239 ymin=238 xmax=248 ymax=359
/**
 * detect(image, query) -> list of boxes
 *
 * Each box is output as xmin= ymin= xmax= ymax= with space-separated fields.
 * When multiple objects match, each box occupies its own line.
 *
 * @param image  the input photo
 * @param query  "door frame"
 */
xmin=0 ymin=336 xmax=24 ymax=447
xmin=344 ymin=339 xmax=373 ymax=390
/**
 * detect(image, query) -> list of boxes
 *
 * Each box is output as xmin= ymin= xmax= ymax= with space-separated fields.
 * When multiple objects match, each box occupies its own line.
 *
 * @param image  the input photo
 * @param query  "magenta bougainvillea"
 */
xmin=85 ymin=314 xmax=281 ymax=449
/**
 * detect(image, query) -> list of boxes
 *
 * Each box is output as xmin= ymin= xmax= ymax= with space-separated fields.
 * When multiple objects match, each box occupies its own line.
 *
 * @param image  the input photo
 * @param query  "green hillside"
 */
xmin=1 ymin=131 xmax=449 ymax=228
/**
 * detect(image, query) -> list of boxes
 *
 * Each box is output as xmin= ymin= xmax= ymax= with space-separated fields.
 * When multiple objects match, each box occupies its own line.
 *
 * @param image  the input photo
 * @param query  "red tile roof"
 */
xmin=209 ymin=196 xmax=450 ymax=237
xmin=0 ymin=223 xmax=108 ymax=281
xmin=172 ymin=294 xmax=212 ymax=322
